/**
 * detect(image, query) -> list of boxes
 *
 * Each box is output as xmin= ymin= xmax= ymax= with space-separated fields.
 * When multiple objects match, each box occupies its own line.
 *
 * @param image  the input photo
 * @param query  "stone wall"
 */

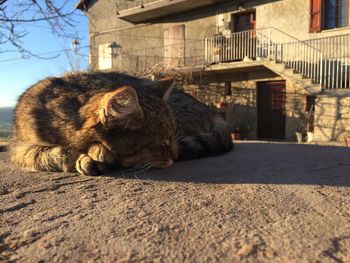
xmin=284 ymin=82 xmax=307 ymax=141
xmin=181 ymin=78 xmax=350 ymax=143
xmin=183 ymin=81 xmax=257 ymax=137
xmin=314 ymin=94 xmax=350 ymax=142
xmin=182 ymin=79 xmax=307 ymax=141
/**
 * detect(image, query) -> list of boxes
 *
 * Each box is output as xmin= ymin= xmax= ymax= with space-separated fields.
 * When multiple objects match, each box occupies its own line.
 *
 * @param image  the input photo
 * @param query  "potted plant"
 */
xmin=230 ymin=125 xmax=241 ymax=140
xmin=238 ymin=121 xmax=251 ymax=140
xmin=305 ymin=105 xmax=315 ymax=143
xmin=295 ymin=105 xmax=315 ymax=143
xmin=295 ymin=114 xmax=306 ymax=143
xmin=230 ymin=121 xmax=251 ymax=140
xmin=295 ymin=130 xmax=304 ymax=143
xmin=345 ymin=136 xmax=350 ymax=147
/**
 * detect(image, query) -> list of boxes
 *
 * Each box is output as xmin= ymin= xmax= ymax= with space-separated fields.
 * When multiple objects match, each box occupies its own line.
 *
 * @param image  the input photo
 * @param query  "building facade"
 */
xmin=77 ymin=0 xmax=350 ymax=142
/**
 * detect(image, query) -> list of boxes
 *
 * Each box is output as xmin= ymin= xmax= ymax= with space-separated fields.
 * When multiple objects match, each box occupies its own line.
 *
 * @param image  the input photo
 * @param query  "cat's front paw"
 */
xmin=76 ymin=154 xmax=106 ymax=176
xmin=88 ymin=143 xmax=115 ymax=163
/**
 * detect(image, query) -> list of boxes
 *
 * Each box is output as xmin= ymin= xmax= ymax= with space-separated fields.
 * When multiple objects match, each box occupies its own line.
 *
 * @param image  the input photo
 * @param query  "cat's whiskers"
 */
xmin=116 ymin=163 xmax=153 ymax=177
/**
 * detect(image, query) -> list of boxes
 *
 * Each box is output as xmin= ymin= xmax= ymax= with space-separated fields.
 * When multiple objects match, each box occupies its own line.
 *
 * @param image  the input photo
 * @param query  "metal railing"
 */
xmin=204 ymin=31 xmax=255 ymax=63
xmin=204 ymin=27 xmax=350 ymax=90
xmin=303 ymin=34 xmax=350 ymax=59
xmin=320 ymin=56 xmax=350 ymax=90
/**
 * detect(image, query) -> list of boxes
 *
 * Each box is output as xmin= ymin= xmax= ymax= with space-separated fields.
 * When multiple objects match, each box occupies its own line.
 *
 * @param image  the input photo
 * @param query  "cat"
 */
xmin=10 ymin=72 xmax=233 ymax=176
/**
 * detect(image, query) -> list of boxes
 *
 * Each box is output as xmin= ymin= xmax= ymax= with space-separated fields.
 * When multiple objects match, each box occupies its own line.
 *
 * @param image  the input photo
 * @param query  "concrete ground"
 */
xmin=1 ymin=141 xmax=350 ymax=262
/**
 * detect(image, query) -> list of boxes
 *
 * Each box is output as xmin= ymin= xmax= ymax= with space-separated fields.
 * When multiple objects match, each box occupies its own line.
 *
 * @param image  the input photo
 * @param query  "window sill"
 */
xmin=318 ymin=26 xmax=350 ymax=34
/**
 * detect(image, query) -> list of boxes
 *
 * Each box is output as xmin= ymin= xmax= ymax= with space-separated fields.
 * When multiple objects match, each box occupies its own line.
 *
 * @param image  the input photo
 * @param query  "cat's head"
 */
xmin=94 ymin=80 xmax=178 ymax=169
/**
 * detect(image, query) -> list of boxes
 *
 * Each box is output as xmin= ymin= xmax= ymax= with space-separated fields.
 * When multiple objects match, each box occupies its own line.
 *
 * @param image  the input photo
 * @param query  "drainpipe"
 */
xmin=268 ymin=27 xmax=271 ymax=60
xmin=319 ymin=53 xmax=324 ymax=92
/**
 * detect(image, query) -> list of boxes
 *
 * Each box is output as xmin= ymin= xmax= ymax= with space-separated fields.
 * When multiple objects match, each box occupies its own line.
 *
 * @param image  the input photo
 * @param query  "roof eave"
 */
xmin=76 ymin=0 xmax=91 ymax=11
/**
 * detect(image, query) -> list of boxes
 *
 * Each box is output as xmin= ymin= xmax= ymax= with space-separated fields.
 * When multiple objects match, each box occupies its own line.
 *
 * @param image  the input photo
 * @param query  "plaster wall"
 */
xmin=87 ymin=0 xmax=350 ymax=71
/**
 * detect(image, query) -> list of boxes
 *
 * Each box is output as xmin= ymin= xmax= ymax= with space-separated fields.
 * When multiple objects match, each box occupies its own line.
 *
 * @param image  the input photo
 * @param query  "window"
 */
xmin=324 ymin=0 xmax=349 ymax=29
xmin=98 ymin=43 xmax=112 ymax=70
xmin=310 ymin=0 xmax=349 ymax=32
xmin=232 ymin=11 xmax=256 ymax=33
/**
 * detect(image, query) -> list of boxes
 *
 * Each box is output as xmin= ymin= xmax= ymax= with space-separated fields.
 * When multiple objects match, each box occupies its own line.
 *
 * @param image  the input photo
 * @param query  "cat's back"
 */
xmin=15 ymin=72 xmax=145 ymax=116
xmin=168 ymin=89 xmax=213 ymax=135
xmin=13 ymin=72 xmax=144 ymax=144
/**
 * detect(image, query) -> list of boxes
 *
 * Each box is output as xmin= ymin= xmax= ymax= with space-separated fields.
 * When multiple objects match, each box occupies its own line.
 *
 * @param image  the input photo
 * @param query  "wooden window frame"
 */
xmin=231 ymin=10 xmax=256 ymax=33
xmin=310 ymin=0 xmax=350 ymax=32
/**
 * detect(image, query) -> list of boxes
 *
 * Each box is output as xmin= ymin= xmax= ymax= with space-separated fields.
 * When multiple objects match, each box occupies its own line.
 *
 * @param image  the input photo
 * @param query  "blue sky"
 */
xmin=0 ymin=2 xmax=89 ymax=107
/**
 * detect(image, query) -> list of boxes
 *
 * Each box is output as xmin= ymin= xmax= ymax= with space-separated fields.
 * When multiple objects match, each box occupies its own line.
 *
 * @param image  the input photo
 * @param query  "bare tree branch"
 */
xmin=0 ymin=0 xmax=80 ymax=59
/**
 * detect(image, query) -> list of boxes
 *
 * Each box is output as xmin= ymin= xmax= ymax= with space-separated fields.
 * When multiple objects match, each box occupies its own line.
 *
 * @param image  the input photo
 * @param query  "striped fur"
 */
xmin=11 ymin=72 xmax=233 ymax=175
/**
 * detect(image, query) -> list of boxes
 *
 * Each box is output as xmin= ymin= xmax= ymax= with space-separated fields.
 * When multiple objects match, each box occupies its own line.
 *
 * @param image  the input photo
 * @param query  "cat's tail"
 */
xmin=10 ymin=144 xmax=73 ymax=172
xmin=176 ymin=118 xmax=233 ymax=161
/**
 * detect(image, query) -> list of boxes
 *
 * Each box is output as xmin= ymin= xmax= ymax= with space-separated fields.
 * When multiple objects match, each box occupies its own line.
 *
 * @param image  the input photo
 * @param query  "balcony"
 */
xmin=116 ymin=0 xmax=227 ymax=23
xmin=205 ymin=28 xmax=350 ymax=90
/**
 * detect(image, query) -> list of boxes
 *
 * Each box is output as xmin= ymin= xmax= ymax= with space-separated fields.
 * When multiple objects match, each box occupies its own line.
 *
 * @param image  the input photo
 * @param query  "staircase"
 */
xmin=204 ymin=27 xmax=350 ymax=93
xmin=262 ymin=61 xmax=322 ymax=94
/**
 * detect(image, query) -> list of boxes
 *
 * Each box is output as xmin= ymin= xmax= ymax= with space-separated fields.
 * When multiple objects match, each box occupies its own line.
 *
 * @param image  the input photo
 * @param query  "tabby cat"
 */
xmin=11 ymin=72 xmax=233 ymax=175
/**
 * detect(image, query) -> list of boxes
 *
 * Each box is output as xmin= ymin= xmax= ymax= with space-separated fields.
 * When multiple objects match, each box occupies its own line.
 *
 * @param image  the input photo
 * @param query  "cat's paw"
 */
xmin=76 ymin=154 xmax=105 ymax=176
xmin=88 ymin=143 xmax=115 ymax=163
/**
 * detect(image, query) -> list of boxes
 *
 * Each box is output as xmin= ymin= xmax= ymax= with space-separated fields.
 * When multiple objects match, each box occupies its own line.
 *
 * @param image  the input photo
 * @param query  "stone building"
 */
xmin=77 ymin=0 xmax=350 ymax=142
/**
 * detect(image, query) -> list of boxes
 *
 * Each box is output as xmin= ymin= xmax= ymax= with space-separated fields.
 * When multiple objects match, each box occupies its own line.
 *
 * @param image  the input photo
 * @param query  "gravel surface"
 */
xmin=1 ymin=141 xmax=350 ymax=262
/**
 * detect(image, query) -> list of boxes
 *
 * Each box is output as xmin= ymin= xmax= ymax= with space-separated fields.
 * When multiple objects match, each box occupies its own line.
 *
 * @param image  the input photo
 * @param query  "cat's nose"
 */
xmin=170 ymin=142 xmax=178 ymax=160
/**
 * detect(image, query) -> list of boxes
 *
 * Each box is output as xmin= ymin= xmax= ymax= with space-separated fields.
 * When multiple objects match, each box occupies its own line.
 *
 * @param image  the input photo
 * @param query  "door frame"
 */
xmin=256 ymin=80 xmax=286 ymax=140
xmin=231 ymin=9 xmax=256 ymax=33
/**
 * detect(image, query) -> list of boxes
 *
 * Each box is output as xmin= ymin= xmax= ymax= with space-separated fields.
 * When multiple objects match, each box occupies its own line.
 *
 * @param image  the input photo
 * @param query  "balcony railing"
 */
xmin=205 ymin=27 xmax=350 ymax=90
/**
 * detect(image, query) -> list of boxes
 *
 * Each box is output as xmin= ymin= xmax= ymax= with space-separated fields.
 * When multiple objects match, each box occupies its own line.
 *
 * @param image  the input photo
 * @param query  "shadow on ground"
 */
xmin=106 ymin=141 xmax=350 ymax=187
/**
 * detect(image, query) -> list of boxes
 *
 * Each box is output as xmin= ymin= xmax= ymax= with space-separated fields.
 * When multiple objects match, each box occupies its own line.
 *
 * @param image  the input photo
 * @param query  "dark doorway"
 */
xmin=257 ymin=81 xmax=286 ymax=139
xmin=232 ymin=11 xmax=256 ymax=33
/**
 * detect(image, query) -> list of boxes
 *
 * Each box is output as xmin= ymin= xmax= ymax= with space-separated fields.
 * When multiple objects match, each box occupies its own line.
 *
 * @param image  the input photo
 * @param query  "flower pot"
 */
xmin=345 ymin=137 xmax=350 ymax=147
xmin=307 ymin=132 xmax=314 ymax=143
xmin=230 ymin=133 xmax=241 ymax=140
xmin=295 ymin=132 xmax=303 ymax=143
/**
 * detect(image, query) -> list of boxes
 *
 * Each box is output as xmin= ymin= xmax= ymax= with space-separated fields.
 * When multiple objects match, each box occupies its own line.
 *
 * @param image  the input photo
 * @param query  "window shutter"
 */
xmin=174 ymin=25 xmax=185 ymax=68
xmin=164 ymin=28 xmax=170 ymax=68
xmin=164 ymin=25 xmax=185 ymax=68
xmin=310 ymin=0 xmax=322 ymax=32
xmin=98 ymin=43 xmax=112 ymax=70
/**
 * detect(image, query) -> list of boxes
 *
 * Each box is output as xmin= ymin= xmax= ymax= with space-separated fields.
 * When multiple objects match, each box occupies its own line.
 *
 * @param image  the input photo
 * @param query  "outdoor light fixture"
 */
xmin=71 ymin=38 xmax=80 ymax=53
xmin=110 ymin=41 xmax=121 ymax=58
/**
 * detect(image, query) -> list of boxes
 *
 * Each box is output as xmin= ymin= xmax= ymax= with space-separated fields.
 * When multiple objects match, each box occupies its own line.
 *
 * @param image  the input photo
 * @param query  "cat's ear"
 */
xmin=156 ymin=77 xmax=176 ymax=102
xmin=99 ymin=86 xmax=144 ymax=129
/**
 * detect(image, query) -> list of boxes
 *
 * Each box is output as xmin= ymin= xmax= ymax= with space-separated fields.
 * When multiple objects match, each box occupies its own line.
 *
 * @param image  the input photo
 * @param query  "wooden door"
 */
xmin=257 ymin=81 xmax=286 ymax=139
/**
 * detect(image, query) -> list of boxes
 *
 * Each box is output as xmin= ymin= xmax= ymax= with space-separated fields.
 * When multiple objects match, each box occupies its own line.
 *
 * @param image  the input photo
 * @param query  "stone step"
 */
xmin=263 ymin=61 xmax=321 ymax=94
